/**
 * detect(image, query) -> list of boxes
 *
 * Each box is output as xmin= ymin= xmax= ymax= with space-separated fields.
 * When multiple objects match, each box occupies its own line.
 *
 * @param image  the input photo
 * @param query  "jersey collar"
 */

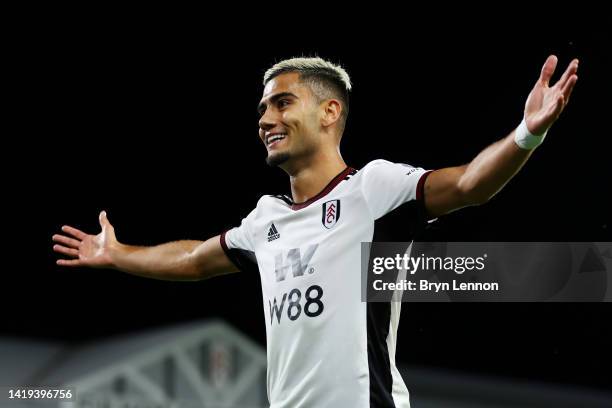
xmin=290 ymin=167 xmax=356 ymax=210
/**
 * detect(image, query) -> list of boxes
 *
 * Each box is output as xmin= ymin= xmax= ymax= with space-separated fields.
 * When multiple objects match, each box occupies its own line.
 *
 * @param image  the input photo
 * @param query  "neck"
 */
xmin=284 ymin=147 xmax=347 ymax=204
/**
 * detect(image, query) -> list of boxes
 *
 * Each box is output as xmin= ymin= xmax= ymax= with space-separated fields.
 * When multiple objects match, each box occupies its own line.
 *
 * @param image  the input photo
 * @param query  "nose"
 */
xmin=259 ymin=111 xmax=276 ymax=132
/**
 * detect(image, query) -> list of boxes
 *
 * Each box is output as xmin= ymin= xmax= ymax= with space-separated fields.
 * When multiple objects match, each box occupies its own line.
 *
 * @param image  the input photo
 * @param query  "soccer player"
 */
xmin=52 ymin=56 xmax=578 ymax=407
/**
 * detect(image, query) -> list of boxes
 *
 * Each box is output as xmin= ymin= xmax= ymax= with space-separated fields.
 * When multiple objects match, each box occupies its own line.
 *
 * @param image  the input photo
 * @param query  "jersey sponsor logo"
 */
xmin=267 ymin=223 xmax=280 ymax=242
xmin=271 ymin=244 xmax=323 ymax=324
xmin=274 ymin=244 xmax=318 ymax=282
xmin=322 ymin=199 xmax=341 ymax=229
xmin=269 ymin=285 xmax=324 ymax=325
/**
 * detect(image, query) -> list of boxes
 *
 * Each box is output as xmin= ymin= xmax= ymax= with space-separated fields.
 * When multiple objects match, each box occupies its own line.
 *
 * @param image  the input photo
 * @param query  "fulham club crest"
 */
xmin=322 ymin=199 xmax=341 ymax=229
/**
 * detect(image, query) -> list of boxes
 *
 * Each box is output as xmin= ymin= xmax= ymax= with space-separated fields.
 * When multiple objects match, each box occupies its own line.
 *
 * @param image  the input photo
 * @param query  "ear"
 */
xmin=320 ymin=99 xmax=342 ymax=128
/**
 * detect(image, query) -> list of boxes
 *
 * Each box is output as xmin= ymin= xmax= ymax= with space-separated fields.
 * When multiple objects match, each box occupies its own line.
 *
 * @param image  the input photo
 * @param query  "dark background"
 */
xmin=5 ymin=17 xmax=611 ymax=393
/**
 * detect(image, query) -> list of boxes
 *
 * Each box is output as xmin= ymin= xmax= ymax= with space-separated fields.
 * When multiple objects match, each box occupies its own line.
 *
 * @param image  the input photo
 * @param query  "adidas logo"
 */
xmin=267 ymin=223 xmax=280 ymax=242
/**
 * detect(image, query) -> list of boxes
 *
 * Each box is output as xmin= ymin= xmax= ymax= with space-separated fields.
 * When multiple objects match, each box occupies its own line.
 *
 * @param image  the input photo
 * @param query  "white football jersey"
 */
xmin=221 ymin=159 xmax=433 ymax=408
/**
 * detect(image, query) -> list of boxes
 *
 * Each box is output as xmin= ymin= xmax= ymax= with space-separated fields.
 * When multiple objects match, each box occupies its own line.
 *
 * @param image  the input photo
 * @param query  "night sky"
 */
xmin=5 ymin=19 xmax=611 ymax=392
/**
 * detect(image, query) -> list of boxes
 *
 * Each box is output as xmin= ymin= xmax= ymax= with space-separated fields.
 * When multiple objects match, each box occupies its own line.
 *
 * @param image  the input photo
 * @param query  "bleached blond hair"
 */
xmin=263 ymin=57 xmax=352 ymax=132
xmin=263 ymin=57 xmax=352 ymax=91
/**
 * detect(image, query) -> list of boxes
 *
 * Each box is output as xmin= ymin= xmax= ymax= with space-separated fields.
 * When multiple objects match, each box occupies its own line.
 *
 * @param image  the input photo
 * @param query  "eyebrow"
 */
xmin=257 ymin=92 xmax=298 ymax=115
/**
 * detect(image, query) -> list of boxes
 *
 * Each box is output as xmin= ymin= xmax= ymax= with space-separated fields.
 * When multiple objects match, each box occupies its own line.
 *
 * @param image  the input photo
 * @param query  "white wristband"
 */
xmin=514 ymin=119 xmax=547 ymax=150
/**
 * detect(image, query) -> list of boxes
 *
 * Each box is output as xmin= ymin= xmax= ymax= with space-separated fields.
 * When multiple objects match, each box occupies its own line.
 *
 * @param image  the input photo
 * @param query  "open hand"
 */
xmin=52 ymin=211 xmax=118 ymax=268
xmin=524 ymin=55 xmax=579 ymax=135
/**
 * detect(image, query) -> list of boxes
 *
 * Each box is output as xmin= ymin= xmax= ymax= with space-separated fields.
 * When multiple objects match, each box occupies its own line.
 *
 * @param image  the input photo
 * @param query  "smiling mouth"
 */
xmin=266 ymin=133 xmax=287 ymax=148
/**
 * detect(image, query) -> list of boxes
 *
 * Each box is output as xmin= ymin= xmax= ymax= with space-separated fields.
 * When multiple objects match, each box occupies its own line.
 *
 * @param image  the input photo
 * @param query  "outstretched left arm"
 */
xmin=424 ymin=55 xmax=579 ymax=218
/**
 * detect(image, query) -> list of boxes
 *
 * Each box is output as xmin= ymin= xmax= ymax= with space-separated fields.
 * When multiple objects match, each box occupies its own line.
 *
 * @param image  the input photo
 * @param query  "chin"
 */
xmin=266 ymin=151 xmax=291 ymax=167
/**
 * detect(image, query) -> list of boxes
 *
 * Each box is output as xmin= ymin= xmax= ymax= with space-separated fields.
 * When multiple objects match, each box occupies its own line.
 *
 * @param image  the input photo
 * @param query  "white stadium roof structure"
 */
xmin=1 ymin=319 xmax=611 ymax=407
xmin=2 ymin=320 xmax=267 ymax=408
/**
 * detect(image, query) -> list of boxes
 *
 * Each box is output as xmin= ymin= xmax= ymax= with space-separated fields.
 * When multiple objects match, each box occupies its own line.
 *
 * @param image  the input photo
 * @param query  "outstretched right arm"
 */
xmin=52 ymin=211 xmax=238 ymax=281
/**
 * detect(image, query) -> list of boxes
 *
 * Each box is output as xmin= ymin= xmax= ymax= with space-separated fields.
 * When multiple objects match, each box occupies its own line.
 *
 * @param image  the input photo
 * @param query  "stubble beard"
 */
xmin=266 ymin=151 xmax=291 ymax=167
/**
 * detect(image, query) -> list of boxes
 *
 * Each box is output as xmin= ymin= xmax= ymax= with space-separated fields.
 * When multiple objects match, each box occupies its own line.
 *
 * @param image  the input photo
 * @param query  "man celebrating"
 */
xmin=53 ymin=56 xmax=578 ymax=407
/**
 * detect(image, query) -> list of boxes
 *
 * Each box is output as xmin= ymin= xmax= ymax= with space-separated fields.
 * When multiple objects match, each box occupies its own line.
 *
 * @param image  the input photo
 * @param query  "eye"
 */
xmin=278 ymin=99 xmax=290 ymax=108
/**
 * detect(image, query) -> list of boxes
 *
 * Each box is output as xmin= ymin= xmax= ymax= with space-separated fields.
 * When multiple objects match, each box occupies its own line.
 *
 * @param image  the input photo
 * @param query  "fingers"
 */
xmin=53 ymin=232 xmax=82 ymax=266
xmin=53 ymin=244 xmax=79 ymax=257
xmin=539 ymin=55 xmax=558 ymax=86
xmin=52 ymin=234 xmax=81 ymax=249
xmin=554 ymin=59 xmax=579 ymax=91
xmin=61 ymin=225 xmax=87 ymax=240
xmin=561 ymin=74 xmax=578 ymax=102
xmin=56 ymin=258 xmax=82 ymax=267
xmin=99 ymin=210 xmax=110 ymax=228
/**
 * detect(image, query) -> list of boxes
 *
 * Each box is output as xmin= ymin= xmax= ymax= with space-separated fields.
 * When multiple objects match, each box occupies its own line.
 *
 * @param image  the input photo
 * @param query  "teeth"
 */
xmin=267 ymin=134 xmax=286 ymax=145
